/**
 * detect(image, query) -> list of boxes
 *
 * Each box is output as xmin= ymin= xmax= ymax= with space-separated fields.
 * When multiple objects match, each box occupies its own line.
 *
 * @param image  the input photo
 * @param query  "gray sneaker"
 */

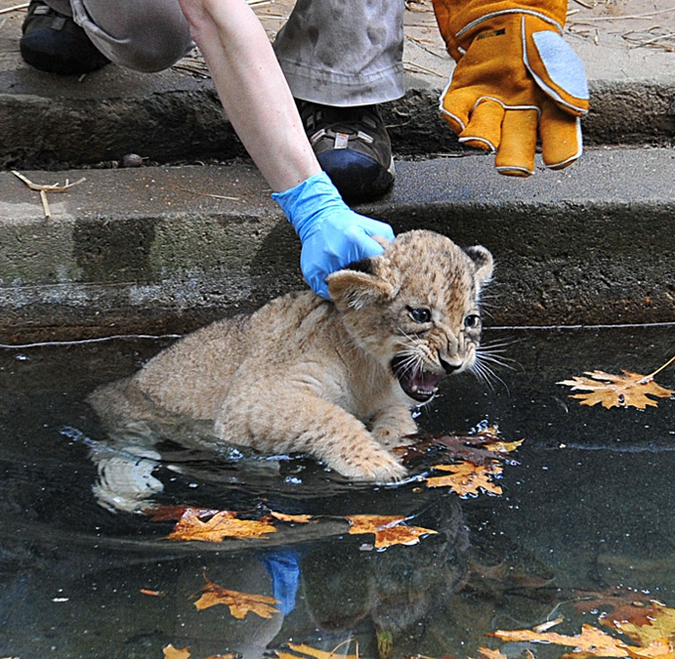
xmin=298 ymin=101 xmax=395 ymax=203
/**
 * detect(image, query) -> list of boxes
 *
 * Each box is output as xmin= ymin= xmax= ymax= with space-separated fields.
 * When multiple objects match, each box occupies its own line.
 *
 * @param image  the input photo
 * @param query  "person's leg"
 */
xmin=20 ymin=0 xmax=192 ymax=75
xmin=274 ymin=0 xmax=406 ymax=202
xmin=71 ymin=0 xmax=193 ymax=72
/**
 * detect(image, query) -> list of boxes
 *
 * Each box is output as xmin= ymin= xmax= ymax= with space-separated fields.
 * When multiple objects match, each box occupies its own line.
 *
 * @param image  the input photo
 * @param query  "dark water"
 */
xmin=0 ymin=324 xmax=674 ymax=659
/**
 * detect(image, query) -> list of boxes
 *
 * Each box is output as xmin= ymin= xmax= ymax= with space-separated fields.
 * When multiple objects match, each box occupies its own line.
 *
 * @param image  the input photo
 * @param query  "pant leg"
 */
xmin=60 ymin=0 xmax=193 ymax=72
xmin=273 ymin=0 xmax=406 ymax=107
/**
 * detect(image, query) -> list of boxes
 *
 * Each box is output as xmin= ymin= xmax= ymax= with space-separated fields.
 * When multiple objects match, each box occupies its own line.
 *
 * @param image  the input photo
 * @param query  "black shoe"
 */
xmin=20 ymin=0 xmax=109 ymax=75
xmin=298 ymin=100 xmax=395 ymax=203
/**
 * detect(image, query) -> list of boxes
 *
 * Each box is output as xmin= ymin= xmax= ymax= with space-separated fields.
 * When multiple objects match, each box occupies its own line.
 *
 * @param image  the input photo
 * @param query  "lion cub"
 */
xmin=91 ymin=230 xmax=493 ymax=483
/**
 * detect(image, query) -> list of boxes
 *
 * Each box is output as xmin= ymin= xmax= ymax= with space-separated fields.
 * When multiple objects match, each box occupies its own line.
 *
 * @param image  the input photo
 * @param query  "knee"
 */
xmin=84 ymin=3 xmax=193 ymax=72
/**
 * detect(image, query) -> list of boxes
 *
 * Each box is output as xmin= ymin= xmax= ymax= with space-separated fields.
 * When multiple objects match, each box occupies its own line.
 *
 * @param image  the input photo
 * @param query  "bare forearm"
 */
xmin=178 ymin=0 xmax=321 ymax=191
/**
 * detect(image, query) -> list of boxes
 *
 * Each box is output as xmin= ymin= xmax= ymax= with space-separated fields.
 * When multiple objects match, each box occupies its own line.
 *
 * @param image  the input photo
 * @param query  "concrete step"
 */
xmin=1 ymin=145 xmax=674 ymax=342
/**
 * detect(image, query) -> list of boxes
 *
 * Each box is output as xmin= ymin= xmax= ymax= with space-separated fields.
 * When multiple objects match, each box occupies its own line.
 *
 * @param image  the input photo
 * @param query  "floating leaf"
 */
xmin=491 ymin=623 xmax=632 ymax=657
xmin=192 ymin=572 xmax=279 ymax=619
xmin=558 ymin=356 xmax=675 ymax=410
xmin=600 ymin=601 xmax=675 ymax=648
xmin=267 ymin=511 xmax=315 ymax=524
xmin=167 ymin=508 xmax=276 ymax=542
xmin=276 ymin=641 xmax=359 ymax=659
xmin=144 ymin=505 xmax=221 ymax=522
xmin=424 ymin=461 xmax=503 ymax=497
xmin=486 ymin=438 xmax=524 ymax=454
xmin=478 ymin=648 xmax=509 ymax=659
xmin=346 ymin=514 xmax=437 ymax=549
xmin=164 ymin=645 xmax=191 ymax=659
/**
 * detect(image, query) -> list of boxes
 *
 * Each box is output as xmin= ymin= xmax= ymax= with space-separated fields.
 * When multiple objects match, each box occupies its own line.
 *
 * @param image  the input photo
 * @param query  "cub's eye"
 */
xmin=464 ymin=314 xmax=481 ymax=329
xmin=408 ymin=307 xmax=432 ymax=324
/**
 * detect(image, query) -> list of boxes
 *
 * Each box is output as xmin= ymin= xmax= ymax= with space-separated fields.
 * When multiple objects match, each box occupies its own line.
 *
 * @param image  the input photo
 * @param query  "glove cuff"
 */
xmin=272 ymin=171 xmax=348 ymax=243
xmin=433 ymin=0 xmax=567 ymax=60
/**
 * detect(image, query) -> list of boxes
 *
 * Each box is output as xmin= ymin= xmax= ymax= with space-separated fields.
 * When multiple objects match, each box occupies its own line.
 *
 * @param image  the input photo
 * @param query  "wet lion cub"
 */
xmin=91 ymin=230 xmax=493 ymax=483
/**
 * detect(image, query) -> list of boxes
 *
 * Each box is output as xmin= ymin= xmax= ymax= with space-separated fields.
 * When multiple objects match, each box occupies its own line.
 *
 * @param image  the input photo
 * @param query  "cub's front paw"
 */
xmin=329 ymin=448 xmax=407 ymax=483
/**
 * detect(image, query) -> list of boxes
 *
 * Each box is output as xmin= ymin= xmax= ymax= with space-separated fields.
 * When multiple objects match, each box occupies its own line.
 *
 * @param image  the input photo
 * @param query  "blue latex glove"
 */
xmin=261 ymin=548 xmax=302 ymax=615
xmin=272 ymin=172 xmax=395 ymax=298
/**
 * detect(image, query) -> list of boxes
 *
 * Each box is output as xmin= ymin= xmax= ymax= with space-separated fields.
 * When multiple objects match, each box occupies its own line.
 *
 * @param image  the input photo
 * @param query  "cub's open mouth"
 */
xmin=391 ymin=356 xmax=443 ymax=403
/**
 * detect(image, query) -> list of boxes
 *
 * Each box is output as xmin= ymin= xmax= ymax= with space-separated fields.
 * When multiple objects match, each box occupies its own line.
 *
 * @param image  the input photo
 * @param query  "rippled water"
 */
xmin=0 ymin=324 xmax=674 ymax=658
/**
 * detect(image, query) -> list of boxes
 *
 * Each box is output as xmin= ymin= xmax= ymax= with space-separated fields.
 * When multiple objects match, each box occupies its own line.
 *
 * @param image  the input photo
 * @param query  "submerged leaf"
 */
xmin=346 ymin=514 xmax=437 ymax=549
xmin=395 ymin=424 xmax=512 ymax=466
xmin=558 ymin=369 xmax=674 ymax=410
xmin=192 ymin=573 xmax=279 ymax=619
xmin=168 ymin=508 xmax=276 ymax=542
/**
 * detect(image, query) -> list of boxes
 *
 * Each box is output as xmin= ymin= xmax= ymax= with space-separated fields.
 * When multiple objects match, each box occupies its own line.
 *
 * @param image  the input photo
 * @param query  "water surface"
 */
xmin=1 ymin=324 xmax=673 ymax=658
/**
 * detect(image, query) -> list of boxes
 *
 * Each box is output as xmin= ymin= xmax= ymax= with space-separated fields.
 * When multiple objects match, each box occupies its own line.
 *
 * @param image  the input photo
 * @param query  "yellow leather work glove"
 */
xmin=432 ymin=0 xmax=589 ymax=176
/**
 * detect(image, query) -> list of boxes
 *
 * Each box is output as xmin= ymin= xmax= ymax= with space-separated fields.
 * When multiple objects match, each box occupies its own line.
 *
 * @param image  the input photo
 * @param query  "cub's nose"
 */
xmin=439 ymin=357 xmax=463 ymax=374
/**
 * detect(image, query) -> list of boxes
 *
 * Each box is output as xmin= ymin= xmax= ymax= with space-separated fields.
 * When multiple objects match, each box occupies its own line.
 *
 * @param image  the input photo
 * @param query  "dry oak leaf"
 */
xmin=346 ymin=514 xmax=437 ymax=549
xmin=192 ymin=573 xmax=279 ymax=619
xmin=424 ymin=461 xmax=503 ymax=497
xmin=276 ymin=641 xmax=358 ymax=659
xmin=167 ymin=508 xmax=276 ymax=542
xmin=491 ymin=623 xmax=632 ymax=657
xmin=558 ymin=367 xmax=674 ymax=410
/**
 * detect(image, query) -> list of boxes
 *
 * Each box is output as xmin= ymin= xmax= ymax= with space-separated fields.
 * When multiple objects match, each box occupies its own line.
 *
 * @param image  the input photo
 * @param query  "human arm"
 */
xmin=177 ymin=0 xmax=394 ymax=296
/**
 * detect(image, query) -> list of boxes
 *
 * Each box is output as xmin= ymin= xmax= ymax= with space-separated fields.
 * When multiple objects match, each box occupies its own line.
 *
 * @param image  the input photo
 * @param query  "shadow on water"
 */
xmin=0 ymin=324 xmax=674 ymax=658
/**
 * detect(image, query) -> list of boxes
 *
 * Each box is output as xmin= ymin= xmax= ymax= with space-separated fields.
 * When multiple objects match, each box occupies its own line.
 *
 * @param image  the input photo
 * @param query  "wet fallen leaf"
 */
xmin=143 ymin=505 xmax=221 ymax=522
xmin=267 ymin=511 xmax=315 ymax=524
xmin=600 ymin=601 xmax=675 ymax=649
xmin=478 ymin=648 xmax=509 ymax=659
xmin=558 ymin=356 xmax=675 ymax=410
xmin=346 ymin=514 xmax=437 ymax=549
xmin=163 ymin=645 xmax=236 ymax=659
xmin=377 ymin=628 xmax=393 ymax=659
xmin=192 ymin=572 xmax=279 ymax=619
xmin=276 ymin=641 xmax=359 ymax=659
xmin=491 ymin=622 xmax=632 ymax=657
xmin=573 ymin=587 xmax=655 ymax=616
xmin=167 ymin=508 xmax=276 ymax=542
xmin=164 ymin=645 xmax=191 ymax=659
xmin=395 ymin=424 xmax=513 ymax=466
xmin=485 ymin=438 xmax=524 ymax=454
xmin=424 ymin=461 xmax=503 ymax=497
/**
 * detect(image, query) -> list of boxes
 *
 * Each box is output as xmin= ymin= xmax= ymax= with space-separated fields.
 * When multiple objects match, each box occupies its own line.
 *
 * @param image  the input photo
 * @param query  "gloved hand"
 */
xmin=432 ymin=0 xmax=589 ymax=176
xmin=272 ymin=172 xmax=395 ymax=298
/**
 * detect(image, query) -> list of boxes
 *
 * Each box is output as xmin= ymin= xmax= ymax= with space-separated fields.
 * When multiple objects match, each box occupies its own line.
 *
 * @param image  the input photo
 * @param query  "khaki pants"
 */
xmin=45 ymin=0 xmax=406 ymax=106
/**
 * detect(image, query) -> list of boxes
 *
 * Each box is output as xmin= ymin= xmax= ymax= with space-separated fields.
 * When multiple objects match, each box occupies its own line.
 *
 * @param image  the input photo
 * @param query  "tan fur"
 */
xmin=90 ymin=230 xmax=493 ymax=483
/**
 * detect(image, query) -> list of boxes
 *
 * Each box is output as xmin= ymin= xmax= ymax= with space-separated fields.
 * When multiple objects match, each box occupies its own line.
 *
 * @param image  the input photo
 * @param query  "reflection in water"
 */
xmin=0 ymin=325 xmax=674 ymax=658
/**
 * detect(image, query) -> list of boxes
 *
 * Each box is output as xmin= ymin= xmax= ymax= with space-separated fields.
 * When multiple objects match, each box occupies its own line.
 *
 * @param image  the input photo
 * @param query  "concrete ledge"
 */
xmin=1 ymin=146 xmax=674 ymax=342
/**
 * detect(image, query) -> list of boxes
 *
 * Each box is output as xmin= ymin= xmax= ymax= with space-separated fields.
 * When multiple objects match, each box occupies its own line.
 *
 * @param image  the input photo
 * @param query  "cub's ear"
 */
xmin=327 ymin=262 xmax=394 ymax=311
xmin=464 ymin=245 xmax=494 ymax=286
